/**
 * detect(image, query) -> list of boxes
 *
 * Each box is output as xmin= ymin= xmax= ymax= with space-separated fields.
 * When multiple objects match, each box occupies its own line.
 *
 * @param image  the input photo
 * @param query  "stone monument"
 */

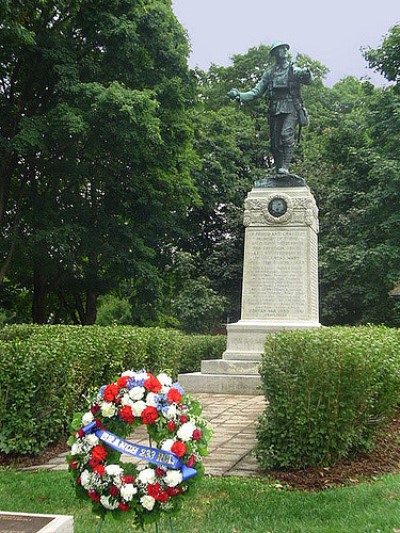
xmin=179 ymin=179 xmax=320 ymax=394
xmin=178 ymin=41 xmax=320 ymax=394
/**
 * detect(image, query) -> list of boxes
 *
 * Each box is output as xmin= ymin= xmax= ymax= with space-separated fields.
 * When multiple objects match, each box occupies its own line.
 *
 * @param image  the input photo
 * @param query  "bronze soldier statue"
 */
xmin=228 ymin=41 xmax=312 ymax=176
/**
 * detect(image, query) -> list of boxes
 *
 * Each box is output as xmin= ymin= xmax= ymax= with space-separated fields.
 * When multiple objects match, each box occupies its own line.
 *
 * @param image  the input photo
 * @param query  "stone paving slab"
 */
xmin=23 ymin=393 xmax=266 ymax=477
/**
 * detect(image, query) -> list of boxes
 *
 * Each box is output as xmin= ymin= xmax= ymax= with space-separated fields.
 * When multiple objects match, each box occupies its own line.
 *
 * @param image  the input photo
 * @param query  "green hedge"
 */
xmin=255 ymin=326 xmax=400 ymax=469
xmin=0 ymin=325 xmax=225 ymax=456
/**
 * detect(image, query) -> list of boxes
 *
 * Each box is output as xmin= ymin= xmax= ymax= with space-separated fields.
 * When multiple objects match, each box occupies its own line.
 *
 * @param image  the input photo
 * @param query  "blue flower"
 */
xmin=156 ymin=394 xmax=168 ymax=410
xmin=171 ymin=382 xmax=184 ymax=395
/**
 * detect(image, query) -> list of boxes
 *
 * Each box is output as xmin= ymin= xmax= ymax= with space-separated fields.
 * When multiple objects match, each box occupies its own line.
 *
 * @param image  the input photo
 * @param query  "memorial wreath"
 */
xmin=68 ymin=370 xmax=212 ymax=528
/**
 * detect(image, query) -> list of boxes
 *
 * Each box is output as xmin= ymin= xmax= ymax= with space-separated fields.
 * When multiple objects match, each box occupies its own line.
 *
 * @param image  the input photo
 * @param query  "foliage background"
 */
xmin=1 ymin=2 xmax=400 ymax=331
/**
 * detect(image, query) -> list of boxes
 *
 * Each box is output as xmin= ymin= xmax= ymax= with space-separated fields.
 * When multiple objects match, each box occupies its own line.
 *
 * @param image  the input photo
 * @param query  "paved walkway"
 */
xmin=24 ymin=394 xmax=265 ymax=477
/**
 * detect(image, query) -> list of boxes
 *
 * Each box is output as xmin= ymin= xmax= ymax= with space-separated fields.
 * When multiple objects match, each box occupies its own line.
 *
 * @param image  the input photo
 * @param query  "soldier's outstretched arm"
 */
xmin=227 ymin=70 xmax=271 ymax=103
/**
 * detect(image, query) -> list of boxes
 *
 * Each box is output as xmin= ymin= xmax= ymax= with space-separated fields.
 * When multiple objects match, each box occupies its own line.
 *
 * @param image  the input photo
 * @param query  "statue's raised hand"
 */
xmin=227 ymin=88 xmax=240 ymax=101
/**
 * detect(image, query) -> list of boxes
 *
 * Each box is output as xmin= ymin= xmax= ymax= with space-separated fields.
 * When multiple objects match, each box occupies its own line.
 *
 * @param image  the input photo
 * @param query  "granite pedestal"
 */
xmin=179 ymin=180 xmax=320 ymax=394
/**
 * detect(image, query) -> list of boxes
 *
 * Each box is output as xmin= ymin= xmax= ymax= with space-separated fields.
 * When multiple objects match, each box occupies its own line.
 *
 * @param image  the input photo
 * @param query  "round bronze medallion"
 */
xmin=268 ymin=197 xmax=288 ymax=218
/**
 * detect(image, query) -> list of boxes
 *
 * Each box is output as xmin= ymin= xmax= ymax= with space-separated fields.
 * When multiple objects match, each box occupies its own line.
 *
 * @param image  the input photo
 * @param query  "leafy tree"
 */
xmin=0 ymin=0 xmax=197 ymax=323
xmin=96 ymin=294 xmax=133 ymax=326
xmin=364 ymin=24 xmax=400 ymax=85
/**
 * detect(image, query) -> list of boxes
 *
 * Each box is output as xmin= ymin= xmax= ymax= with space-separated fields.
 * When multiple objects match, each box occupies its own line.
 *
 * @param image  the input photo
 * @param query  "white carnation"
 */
xmin=82 ymin=433 xmax=99 ymax=451
xmin=131 ymin=400 xmax=147 ymax=417
xmin=82 ymin=411 xmax=94 ymax=426
xmin=80 ymin=469 xmax=94 ymax=490
xmin=137 ymin=468 xmax=156 ymax=485
xmin=129 ymin=386 xmax=145 ymax=401
xmin=120 ymin=394 xmax=134 ymax=407
xmin=164 ymin=469 xmax=182 ymax=488
xmin=161 ymin=439 xmax=174 ymax=452
xmin=71 ymin=441 xmax=83 ymax=456
xmin=100 ymin=495 xmax=119 ymax=510
xmin=177 ymin=422 xmax=196 ymax=442
xmin=140 ymin=495 xmax=156 ymax=511
xmin=105 ymin=464 xmax=123 ymax=477
xmin=121 ymin=370 xmax=135 ymax=378
xmin=133 ymin=370 xmax=148 ymax=382
xmin=157 ymin=373 xmax=172 ymax=387
xmin=164 ymin=404 xmax=177 ymax=419
xmin=120 ymin=484 xmax=137 ymax=502
xmin=146 ymin=392 xmax=158 ymax=407
xmin=101 ymin=402 xmax=116 ymax=418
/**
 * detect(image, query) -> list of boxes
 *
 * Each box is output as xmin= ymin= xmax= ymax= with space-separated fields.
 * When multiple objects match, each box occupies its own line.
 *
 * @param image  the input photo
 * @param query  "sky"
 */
xmin=172 ymin=0 xmax=400 ymax=87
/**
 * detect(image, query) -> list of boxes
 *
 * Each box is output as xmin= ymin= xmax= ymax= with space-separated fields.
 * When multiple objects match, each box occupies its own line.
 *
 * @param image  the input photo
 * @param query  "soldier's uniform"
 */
xmin=237 ymin=42 xmax=312 ymax=174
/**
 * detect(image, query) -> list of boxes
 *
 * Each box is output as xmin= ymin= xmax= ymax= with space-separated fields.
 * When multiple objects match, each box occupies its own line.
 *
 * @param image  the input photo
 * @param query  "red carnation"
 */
xmin=156 ymin=467 xmax=166 ymax=477
xmin=123 ymin=475 xmax=135 ymax=484
xmin=179 ymin=415 xmax=188 ymax=424
xmin=77 ymin=428 xmax=85 ymax=439
xmin=90 ymin=403 xmax=100 ymax=415
xmin=117 ymin=375 xmax=131 ymax=389
xmin=166 ymin=486 xmax=183 ymax=496
xmin=171 ymin=441 xmax=186 ymax=457
xmin=167 ymin=420 xmax=176 ymax=432
xmin=119 ymin=502 xmax=130 ymax=512
xmin=147 ymin=483 xmax=162 ymax=499
xmin=141 ymin=406 xmax=159 ymax=425
xmin=187 ymin=455 xmax=195 ymax=468
xmin=69 ymin=459 xmax=78 ymax=470
xmin=94 ymin=418 xmax=104 ymax=429
xmin=94 ymin=464 xmax=105 ymax=477
xmin=103 ymin=383 xmax=119 ymax=402
xmin=119 ymin=405 xmax=135 ymax=424
xmin=91 ymin=445 xmax=108 ymax=462
xmin=158 ymin=491 xmax=169 ymax=503
xmin=89 ymin=457 xmax=100 ymax=468
xmin=77 ymin=477 xmax=82 ymax=485
xmin=144 ymin=373 xmax=162 ymax=393
xmin=88 ymin=490 xmax=100 ymax=502
xmin=167 ymin=388 xmax=182 ymax=404
xmin=109 ymin=486 xmax=119 ymax=497
xmin=192 ymin=429 xmax=202 ymax=441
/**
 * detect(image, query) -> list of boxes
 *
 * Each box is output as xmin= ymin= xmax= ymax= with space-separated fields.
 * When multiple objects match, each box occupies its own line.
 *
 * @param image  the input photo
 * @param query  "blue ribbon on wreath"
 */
xmin=82 ymin=421 xmax=197 ymax=481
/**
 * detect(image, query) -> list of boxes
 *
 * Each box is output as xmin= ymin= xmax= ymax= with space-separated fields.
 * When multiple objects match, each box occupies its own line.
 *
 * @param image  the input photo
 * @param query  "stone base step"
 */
xmin=201 ymin=359 xmax=260 ymax=375
xmin=222 ymin=351 xmax=263 ymax=361
xmin=178 ymin=372 xmax=262 ymax=395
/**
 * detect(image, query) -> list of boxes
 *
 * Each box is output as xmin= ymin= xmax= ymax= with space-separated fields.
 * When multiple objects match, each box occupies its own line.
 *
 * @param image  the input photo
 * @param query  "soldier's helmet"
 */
xmin=270 ymin=41 xmax=290 ymax=56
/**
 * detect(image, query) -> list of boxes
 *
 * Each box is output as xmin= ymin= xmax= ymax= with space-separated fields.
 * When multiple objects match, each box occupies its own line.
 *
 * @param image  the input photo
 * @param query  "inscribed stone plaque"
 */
xmin=241 ymin=226 xmax=317 ymax=320
xmin=0 ymin=513 xmax=73 ymax=533
xmin=0 ymin=513 xmax=53 ymax=533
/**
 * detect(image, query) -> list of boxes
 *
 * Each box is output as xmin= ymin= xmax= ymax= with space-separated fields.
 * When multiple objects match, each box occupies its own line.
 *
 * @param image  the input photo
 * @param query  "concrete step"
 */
xmin=222 ymin=350 xmax=263 ymax=361
xmin=178 ymin=372 xmax=262 ymax=395
xmin=201 ymin=359 xmax=260 ymax=375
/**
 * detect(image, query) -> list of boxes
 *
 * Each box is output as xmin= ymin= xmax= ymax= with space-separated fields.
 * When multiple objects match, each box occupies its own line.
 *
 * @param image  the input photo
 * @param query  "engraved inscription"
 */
xmin=241 ymin=227 xmax=318 ymax=320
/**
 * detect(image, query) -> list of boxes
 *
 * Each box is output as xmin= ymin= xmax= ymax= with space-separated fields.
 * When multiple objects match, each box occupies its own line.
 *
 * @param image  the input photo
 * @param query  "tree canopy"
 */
xmin=2 ymin=11 xmax=400 ymax=330
xmin=0 ymin=0 xmax=197 ymax=324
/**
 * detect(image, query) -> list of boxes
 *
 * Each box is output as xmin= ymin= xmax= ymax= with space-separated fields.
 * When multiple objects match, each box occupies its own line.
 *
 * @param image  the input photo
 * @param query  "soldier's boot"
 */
xmin=277 ymin=146 xmax=293 ymax=175
xmin=274 ymin=152 xmax=284 ymax=175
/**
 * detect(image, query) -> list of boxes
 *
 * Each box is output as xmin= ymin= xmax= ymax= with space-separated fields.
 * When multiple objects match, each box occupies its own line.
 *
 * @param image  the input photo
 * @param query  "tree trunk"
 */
xmin=74 ymin=290 xmax=97 ymax=325
xmin=32 ymin=269 xmax=48 ymax=324
xmin=85 ymin=290 xmax=97 ymax=325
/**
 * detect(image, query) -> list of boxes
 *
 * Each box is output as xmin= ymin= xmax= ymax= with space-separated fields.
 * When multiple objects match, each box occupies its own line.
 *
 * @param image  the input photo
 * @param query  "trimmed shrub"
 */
xmin=255 ymin=326 xmax=400 ymax=469
xmin=179 ymin=334 xmax=226 ymax=373
xmin=0 ymin=325 xmax=224 ymax=455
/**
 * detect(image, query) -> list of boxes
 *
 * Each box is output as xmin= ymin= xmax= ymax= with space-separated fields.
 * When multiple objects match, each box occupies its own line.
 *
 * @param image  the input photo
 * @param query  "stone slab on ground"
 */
xmin=0 ymin=512 xmax=73 ymax=533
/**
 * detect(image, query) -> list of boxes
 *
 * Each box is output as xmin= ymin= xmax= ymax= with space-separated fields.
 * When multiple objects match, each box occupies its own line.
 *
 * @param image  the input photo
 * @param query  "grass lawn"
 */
xmin=1 ymin=470 xmax=400 ymax=532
